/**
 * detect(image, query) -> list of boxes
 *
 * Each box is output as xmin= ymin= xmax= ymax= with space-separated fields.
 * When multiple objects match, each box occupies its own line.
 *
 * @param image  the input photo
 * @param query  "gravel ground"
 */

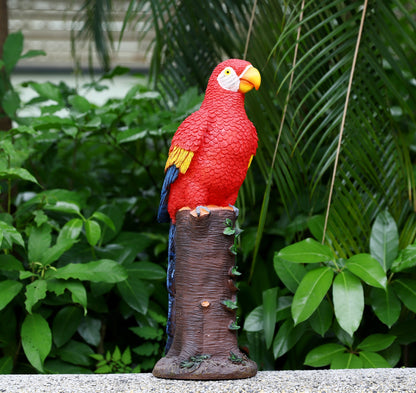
xmin=0 ymin=369 xmax=415 ymax=393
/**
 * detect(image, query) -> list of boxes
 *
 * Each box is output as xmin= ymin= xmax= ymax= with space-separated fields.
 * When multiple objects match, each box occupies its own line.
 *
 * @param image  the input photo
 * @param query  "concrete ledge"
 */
xmin=0 ymin=369 xmax=415 ymax=392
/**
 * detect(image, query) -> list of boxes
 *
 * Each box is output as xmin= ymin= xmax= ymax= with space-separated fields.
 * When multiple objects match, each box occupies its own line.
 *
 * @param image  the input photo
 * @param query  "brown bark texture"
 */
xmin=152 ymin=207 xmax=257 ymax=380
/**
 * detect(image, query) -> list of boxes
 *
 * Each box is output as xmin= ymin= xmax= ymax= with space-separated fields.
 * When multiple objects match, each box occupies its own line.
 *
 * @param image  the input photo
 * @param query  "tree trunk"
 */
xmin=153 ymin=207 xmax=257 ymax=380
xmin=0 ymin=0 xmax=8 ymax=59
xmin=0 ymin=0 xmax=12 ymax=131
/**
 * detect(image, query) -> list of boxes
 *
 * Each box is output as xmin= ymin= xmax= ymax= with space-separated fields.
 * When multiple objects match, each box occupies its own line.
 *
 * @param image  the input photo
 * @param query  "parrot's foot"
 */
xmin=228 ymin=204 xmax=239 ymax=217
xmin=195 ymin=205 xmax=211 ymax=217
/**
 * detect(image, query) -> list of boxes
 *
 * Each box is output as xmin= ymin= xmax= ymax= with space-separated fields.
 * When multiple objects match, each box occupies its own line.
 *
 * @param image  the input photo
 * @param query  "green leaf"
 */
xmin=3 ymin=31 xmax=23 ymax=75
xmin=333 ymin=320 xmax=354 ymax=347
xmin=121 ymin=347 xmax=132 ymax=365
xmin=46 ymin=279 xmax=87 ymax=314
xmin=221 ymin=299 xmax=238 ymax=310
xmin=48 ymin=259 xmax=127 ymax=283
xmin=392 ymin=279 xmax=416 ymax=313
xmin=379 ymin=342 xmax=401 ymax=367
xmin=309 ymin=299 xmax=333 ymax=337
xmin=273 ymin=254 xmax=306 ymax=293
xmin=85 ymin=116 xmax=101 ymax=129
xmin=78 ymin=317 xmax=102 ymax=347
xmin=333 ymin=271 xmax=364 ymax=337
xmin=304 ymin=343 xmax=345 ymax=367
xmin=57 ymin=340 xmax=94 ymax=366
xmin=277 ymin=238 xmax=334 ymax=263
xmin=53 ymin=306 xmax=84 ymax=348
xmin=273 ymin=320 xmax=306 ymax=359
xmin=62 ymin=126 xmax=78 ymax=138
xmin=370 ymin=287 xmax=401 ymax=328
xmin=0 ymin=168 xmax=39 ymax=185
xmin=223 ymin=226 xmax=236 ymax=236
xmin=116 ymin=128 xmax=148 ymax=144
xmin=359 ymin=351 xmax=392 ymax=368
xmin=57 ymin=219 xmax=83 ymax=243
xmin=0 ymin=255 xmax=24 ymax=271
xmin=0 ymin=220 xmax=25 ymax=249
xmin=21 ymin=313 xmax=52 ymax=372
xmin=25 ymin=280 xmax=47 ymax=314
xmin=292 ymin=266 xmax=334 ymax=325
xmin=117 ymin=277 xmax=151 ymax=314
xmin=112 ymin=346 xmax=121 ymax=362
xmin=0 ymin=280 xmax=24 ymax=311
xmin=330 ymin=352 xmax=363 ymax=369
xmin=28 ymin=224 xmax=51 ymax=263
xmin=97 ymin=232 xmax=151 ymax=264
xmin=29 ymin=81 xmax=63 ymax=103
xmin=130 ymin=326 xmax=163 ymax=340
xmin=85 ymin=219 xmax=101 ymax=247
xmin=125 ymin=262 xmax=166 ymax=281
xmin=21 ymin=49 xmax=46 ymax=59
xmin=91 ymin=211 xmax=115 ymax=232
xmin=345 ymin=253 xmax=387 ymax=289
xmin=263 ymin=287 xmax=278 ymax=349
xmin=66 ymin=281 xmax=88 ymax=314
xmin=1 ymin=90 xmax=20 ymax=118
xmin=243 ymin=306 xmax=264 ymax=332
xmin=32 ymin=115 xmax=74 ymax=129
xmin=369 ymin=210 xmax=399 ymax=271
xmin=68 ymin=95 xmax=92 ymax=112
xmin=41 ymin=239 xmax=76 ymax=266
xmin=0 ymin=356 xmax=13 ymax=374
xmin=391 ymin=245 xmax=416 ymax=272
xmin=357 ymin=334 xmax=396 ymax=352
xmin=33 ymin=210 xmax=48 ymax=227
xmin=45 ymin=201 xmax=81 ymax=215
xmin=132 ymin=342 xmax=159 ymax=356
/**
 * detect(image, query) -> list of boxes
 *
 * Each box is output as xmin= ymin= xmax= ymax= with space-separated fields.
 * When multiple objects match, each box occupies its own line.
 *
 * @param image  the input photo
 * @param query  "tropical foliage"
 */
xmin=1 ymin=0 xmax=416 ymax=372
xmin=127 ymin=0 xmax=416 ymax=370
xmin=0 ymin=32 xmax=203 ymax=373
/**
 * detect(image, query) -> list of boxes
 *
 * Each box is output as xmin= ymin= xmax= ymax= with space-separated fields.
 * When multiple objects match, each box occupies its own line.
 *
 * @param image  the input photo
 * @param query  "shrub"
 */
xmin=0 ymin=32 xmax=203 ymax=373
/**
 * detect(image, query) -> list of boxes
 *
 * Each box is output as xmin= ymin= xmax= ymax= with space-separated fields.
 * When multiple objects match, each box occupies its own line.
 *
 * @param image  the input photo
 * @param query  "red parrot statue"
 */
xmin=158 ymin=58 xmax=261 ymax=351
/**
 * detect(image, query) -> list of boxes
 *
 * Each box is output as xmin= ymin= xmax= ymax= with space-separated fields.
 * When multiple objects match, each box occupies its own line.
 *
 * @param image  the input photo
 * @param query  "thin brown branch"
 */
xmin=322 ymin=0 xmax=369 ymax=244
xmin=243 ymin=0 xmax=258 ymax=60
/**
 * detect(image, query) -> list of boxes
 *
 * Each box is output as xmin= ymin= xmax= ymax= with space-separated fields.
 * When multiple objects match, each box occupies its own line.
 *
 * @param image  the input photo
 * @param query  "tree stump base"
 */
xmin=152 ymin=207 xmax=257 ymax=380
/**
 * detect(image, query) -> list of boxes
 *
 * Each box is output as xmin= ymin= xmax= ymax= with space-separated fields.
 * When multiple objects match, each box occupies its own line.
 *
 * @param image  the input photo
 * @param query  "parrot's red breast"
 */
xmin=159 ymin=59 xmax=261 ymax=224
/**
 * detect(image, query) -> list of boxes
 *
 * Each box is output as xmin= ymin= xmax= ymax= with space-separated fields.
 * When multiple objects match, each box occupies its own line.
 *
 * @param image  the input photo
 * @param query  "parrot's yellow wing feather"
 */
xmin=165 ymin=146 xmax=195 ymax=174
xmin=248 ymin=155 xmax=254 ymax=169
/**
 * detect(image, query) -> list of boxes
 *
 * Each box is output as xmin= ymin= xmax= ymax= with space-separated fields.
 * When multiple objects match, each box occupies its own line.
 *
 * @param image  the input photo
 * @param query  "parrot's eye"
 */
xmin=217 ymin=66 xmax=239 ymax=92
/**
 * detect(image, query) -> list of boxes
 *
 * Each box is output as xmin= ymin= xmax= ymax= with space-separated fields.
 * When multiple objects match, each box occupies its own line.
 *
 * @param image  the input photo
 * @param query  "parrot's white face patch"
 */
xmin=217 ymin=65 xmax=254 ymax=93
xmin=217 ymin=67 xmax=240 ymax=92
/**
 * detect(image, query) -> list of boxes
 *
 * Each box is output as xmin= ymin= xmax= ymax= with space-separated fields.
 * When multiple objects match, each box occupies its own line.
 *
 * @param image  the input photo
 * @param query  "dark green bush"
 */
xmin=0 ymin=32 xmax=204 ymax=373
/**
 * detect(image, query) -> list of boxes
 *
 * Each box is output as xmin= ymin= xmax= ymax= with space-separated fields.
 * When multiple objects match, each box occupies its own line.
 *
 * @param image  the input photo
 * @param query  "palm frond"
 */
xmin=248 ymin=0 xmax=416 ymax=257
xmin=72 ymin=0 xmax=114 ymax=71
xmin=78 ymin=0 xmax=416 ymax=257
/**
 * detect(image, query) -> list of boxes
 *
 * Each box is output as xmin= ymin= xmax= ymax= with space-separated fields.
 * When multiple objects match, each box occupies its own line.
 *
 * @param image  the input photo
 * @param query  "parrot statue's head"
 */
xmin=203 ymin=59 xmax=261 ymax=105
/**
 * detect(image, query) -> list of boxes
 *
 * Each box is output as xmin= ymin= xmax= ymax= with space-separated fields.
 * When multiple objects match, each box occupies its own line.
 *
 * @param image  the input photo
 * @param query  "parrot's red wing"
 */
xmin=157 ymin=110 xmax=208 ymax=222
xmin=170 ymin=110 xmax=208 ymax=153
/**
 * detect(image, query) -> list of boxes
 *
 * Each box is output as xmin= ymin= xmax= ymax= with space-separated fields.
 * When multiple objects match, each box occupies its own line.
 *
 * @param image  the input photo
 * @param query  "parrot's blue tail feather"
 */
xmin=158 ymin=165 xmax=179 ymax=223
xmin=165 ymin=223 xmax=176 ymax=353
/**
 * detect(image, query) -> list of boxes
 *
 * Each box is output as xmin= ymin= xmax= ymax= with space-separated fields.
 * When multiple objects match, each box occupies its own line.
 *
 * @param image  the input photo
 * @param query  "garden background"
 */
xmin=1 ymin=0 xmax=416 ymax=373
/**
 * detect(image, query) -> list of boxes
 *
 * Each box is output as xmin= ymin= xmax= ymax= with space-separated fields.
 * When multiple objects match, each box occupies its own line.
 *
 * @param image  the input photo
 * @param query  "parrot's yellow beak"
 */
xmin=239 ymin=66 xmax=261 ymax=94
